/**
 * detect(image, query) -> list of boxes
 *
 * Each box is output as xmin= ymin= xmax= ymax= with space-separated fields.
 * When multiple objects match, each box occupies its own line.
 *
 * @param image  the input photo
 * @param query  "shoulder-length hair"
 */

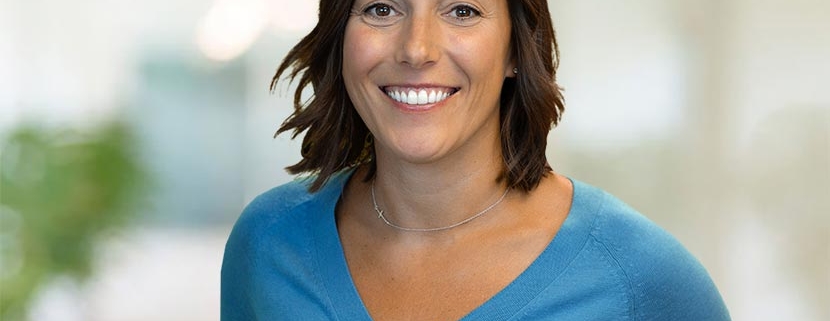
xmin=272 ymin=0 xmax=565 ymax=193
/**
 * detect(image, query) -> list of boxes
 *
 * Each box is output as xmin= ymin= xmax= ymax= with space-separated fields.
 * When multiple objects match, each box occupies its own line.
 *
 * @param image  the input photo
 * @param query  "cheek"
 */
xmin=343 ymin=26 xmax=363 ymax=64
xmin=342 ymin=26 xmax=386 ymax=83
xmin=342 ymin=28 xmax=372 ymax=110
xmin=342 ymin=26 xmax=385 ymax=127
xmin=448 ymin=29 xmax=511 ymax=78
xmin=342 ymin=29 xmax=363 ymax=86
xmin=448 ymin=43 xmax=508 ymax=91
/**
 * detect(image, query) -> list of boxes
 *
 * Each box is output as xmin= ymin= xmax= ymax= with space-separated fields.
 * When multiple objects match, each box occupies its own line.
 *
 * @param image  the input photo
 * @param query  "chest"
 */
xmin=341 ymin=229 xmax=554 ymax=321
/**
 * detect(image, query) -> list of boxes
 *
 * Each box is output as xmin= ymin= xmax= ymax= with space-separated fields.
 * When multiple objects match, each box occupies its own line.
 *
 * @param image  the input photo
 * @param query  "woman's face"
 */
xmin=342 ymin=0 xmax=514 ymax=165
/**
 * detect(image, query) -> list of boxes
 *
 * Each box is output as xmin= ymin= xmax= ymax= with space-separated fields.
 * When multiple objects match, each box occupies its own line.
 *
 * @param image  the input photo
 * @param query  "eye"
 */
xmin=447 ymin=5 xmax=480 ymax=20
xmin=364 ymin=3 xmax=399 ymax=18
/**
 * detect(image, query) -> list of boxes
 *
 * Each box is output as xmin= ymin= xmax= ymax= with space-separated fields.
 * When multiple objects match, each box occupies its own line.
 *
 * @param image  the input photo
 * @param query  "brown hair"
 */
xmin=272 ymin=0 xmax=564 ymax=192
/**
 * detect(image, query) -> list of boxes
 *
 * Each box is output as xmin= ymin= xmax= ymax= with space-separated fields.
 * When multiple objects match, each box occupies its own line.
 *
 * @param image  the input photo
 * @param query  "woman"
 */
xmin=221 ymin=0 xmax=730 ymax=319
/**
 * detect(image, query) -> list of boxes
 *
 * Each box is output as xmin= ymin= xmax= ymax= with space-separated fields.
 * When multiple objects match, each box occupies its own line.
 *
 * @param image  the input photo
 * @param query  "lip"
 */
xmin=379 ymin=84 xmax=460 ymax=113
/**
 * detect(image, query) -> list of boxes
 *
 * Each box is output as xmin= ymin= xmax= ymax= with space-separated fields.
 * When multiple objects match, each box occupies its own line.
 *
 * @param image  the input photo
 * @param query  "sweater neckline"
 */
xmin=308 ymin=170 xmax=600 ymax=320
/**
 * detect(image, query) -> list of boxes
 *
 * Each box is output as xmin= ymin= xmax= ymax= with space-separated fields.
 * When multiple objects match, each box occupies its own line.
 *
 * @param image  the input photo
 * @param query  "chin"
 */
xmin=380 ymin=136 xmax=450 ymax=165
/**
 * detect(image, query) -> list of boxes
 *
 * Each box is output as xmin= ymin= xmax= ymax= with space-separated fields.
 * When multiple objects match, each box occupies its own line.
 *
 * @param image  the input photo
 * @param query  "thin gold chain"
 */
xmin=370 ymin=181 xmax=510 ymax=232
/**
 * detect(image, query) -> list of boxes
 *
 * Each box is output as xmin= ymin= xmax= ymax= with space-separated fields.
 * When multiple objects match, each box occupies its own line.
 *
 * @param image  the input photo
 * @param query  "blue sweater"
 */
xmin=222 ymin=172 xmax=730 ymax=320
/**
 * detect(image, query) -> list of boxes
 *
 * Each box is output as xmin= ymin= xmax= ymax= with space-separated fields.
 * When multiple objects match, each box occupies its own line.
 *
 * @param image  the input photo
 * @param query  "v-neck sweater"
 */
xmin=221 ymin=172 xmax=730 ymax=320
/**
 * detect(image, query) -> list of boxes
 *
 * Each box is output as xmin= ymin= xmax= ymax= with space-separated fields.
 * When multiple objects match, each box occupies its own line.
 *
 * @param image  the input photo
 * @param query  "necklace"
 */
xmin=370 ymin=181 xmax=510 ymax=232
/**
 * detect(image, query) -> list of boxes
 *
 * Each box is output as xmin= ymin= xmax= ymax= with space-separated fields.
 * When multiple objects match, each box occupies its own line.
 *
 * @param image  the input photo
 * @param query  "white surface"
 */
xmin=29 ymin=228 xmax=230 ymax=321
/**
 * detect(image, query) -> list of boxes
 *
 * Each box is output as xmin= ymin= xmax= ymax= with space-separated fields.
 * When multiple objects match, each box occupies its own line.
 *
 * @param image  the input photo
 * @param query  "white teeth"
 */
xmin=417 ymin=90 xmax=428 ymax=104
xmin=407 ymin=90 xmax=417 ymax=104
xmin=385 ymin=88 xmax=454 ymax=105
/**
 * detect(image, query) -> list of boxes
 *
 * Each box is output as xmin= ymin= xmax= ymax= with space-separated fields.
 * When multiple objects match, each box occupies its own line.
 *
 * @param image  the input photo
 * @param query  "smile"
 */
xmin=382 ymin=86 xmax=459 ymax=105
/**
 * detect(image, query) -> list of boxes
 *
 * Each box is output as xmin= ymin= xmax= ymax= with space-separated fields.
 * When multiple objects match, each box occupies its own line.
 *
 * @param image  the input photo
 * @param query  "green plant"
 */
xmin=0 ymin=121 xmax=148 ymax=320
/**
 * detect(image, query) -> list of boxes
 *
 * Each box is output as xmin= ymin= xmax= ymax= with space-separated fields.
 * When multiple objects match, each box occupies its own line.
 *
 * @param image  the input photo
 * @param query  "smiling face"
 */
xmin=342 ymin=0 xmax=514 ymax=166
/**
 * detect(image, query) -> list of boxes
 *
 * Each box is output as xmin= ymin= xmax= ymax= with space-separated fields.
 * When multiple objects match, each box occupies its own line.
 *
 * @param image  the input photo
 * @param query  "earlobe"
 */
xmin=505 ymin=66 xmax=518 ymax=78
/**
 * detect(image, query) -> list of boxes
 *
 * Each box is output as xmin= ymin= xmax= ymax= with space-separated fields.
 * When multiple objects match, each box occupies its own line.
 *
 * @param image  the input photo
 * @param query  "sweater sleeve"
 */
xmin=593 ymin=196 xmax=731 ymax=320
xmin=625 ymin=234 xmax=730 ymax=320
xmin=220 ymin=193 xmax=270 ymax=321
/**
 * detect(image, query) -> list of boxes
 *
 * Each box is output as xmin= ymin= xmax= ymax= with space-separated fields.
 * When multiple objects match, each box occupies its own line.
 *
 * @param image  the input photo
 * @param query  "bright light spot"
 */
xmin=269 ymin=0 xmax=318 ymax=34
xmin=196 ymin=0 xmax=269 ymax=62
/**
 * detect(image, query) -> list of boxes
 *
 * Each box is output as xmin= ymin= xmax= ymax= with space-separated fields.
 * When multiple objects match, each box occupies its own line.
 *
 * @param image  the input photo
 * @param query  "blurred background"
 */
xmin=0 ymin=0 xmax=827 ymax=320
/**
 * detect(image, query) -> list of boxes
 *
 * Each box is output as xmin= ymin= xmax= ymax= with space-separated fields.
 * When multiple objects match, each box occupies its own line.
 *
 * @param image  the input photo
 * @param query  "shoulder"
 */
xmin=230 ymin=178 xmax=318 ymax=243
xmin=220 ymin=178 xmax=317 ymax=318
xmin=221 ymin=173 xmax=350 ymax=319
xmin=222 ymin=178 xmax=323 ymax=283
xmin=225 ymin=171 xmax=352 ymax=250
xmin=224 ymin=171 xmax=352 ymax=255
xmin=572 ymin=180 xmax=730 ymax=320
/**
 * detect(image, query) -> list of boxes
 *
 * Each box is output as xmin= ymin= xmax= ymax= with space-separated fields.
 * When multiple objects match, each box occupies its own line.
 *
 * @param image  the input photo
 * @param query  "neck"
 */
xmin=369 ymin=142 xmax=508 ymax=233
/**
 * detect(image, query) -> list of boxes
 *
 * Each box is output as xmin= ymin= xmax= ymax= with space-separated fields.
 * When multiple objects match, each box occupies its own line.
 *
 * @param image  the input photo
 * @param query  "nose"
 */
xmin=395 ymin=14 xmax=440 ymax=69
